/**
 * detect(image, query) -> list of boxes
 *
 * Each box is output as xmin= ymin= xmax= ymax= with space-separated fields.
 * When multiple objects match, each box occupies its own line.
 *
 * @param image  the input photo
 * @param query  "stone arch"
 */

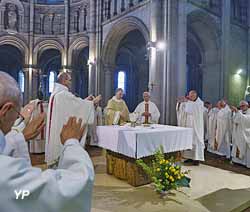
xmin=33 ymin=39 xmax=64 ymax=65
xmin=187 ymin=9 xmax=221 ymax=103
xmin=68 ymin=36 xmax=89 ymax=66
xmin=102 ymin=16 xmax=150 ymax=67
xmin=100 ymin=16 xmax=150 ymax=102
xmin=0 ymin=35 xmax=28 ymax=64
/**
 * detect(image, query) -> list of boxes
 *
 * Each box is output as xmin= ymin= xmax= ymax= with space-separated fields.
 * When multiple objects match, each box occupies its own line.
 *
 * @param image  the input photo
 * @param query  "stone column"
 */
xmin=247 ymin=2 xmax=250 ymax=87
xmin=149 ymin=0 xmax=163 ymax=120
xmin=23 ymin=68 xmax=29 ymax=104
xmin=31 ymin=68 xmax=39 ymax=99
xmin=28 ymin=0 xmax=35 ymax=102
xmin=88 ymin=0 xmax=97 ymax=95
xmin=104 ymin=69 xmax=113 ymax=103
xmin=96 ymin=0 xmax=103 ymax=95
xmin=163 ymin=0 xmax=187 ymax=124
xmin=64 ymin=0 xmax=69 ymax=67
xmin=221 ymin=0 xmax=231 ymax=98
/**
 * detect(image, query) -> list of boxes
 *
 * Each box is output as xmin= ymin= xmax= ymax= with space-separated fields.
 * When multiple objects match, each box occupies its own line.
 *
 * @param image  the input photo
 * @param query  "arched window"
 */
xmin=49 ymin=71 xmax=55 ymax=93
xmin=18 ymin=70 xmax=25 ymax=93
xmin=117 ymin=71 xmax=126 ymax=93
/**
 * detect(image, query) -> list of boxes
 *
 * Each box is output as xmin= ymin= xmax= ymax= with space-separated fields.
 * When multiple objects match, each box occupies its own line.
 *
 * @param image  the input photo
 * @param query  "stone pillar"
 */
xmin=89 ymin=0 xmax=97 ymax=95
xmin=221 ymin=0 xmax=231 ymax=98
xmin=31 ymin=68 xmax=39 ymax=99
xmin=247 ymin=2 xmax=250 ymax=87
xmin=28 ymin=0 xmax=35 ymax=102
xmin=163 ymin=0 xmax=187 ymax=124
xmin=96 ymin=0 xmax=103 ymax=95
xmin=23 ymin=68 xmax=29 ymax=104
xmin=64 ymin=0 xmax=69 ymax=67
xmin=149 ymin=0 xmax=163 ymax=119
xmin=104 ymin=69 xmax=113 ymax=103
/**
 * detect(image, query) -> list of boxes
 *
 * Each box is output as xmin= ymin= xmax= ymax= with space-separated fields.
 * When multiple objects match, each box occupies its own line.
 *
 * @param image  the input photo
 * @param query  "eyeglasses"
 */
xmin=0 ymin=103 xmax=25 ymax=127
xmin=12 ymin=106 xmax=25 ymax=126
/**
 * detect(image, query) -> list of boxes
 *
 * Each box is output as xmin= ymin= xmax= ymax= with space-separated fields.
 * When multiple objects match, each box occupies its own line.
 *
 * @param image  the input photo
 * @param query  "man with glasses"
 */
xmin=231 ymin=100 xmax=250 ymax=168
xmin=0 ymin=71 xmax=94 ymax=212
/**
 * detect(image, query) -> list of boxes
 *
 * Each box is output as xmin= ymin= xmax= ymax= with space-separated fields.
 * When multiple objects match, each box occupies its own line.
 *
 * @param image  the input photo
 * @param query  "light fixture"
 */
xmin=147 ymin=41 xmax=166 ymax=51
xmin=236 ymin=69 xmax=243 ymax=75
xmin=156 ymin=41 xmax=165 ymax=50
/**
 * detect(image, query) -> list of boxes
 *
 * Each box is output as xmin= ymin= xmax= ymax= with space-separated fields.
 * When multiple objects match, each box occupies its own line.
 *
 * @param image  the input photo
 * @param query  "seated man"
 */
xmin=215 ymin=100 xmax=232 ymax=158
xmin=231 ymin=100 xmax=250 ymax=168
xmin=105 ymin=88 xmax=129 ymax=125
xmin=0 ymin=71 xmax=94 ymax=212
xmin=134 ymin=91 xmax=160 ymax=124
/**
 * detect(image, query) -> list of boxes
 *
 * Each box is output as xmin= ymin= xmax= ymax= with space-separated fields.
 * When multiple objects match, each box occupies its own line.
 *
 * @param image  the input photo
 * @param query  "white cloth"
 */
xmin=176 ymin=98 xmax=205 ymax=161
xmin=45 ymin=83 xmax=95 ymax=165
xmin=134 ymin=101 xmax=160 ymax=124
xmin=232 ymin=109 xmax=250 ymax=167
xmin=96 ymin=124 xmax=193 ymax=158
xmin=3 ymin=130 xmax=31 ymax=164
xmin=207 ymin=107 xmax=219 ymax=153
xmin=216 ymin=105 xmax=232 ymax=158
xmin=29 ymin=99 xmax=48 ymax=153
xmin=0 ymin=130 xmax=94 ymax=212
xmin=89 ymin=106 xmax=103 ymax=146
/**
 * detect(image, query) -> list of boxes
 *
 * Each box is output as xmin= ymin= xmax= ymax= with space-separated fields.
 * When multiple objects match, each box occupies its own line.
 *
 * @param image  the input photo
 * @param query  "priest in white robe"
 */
xmin=176 ymin=90 xmax=204 ymax=165
xmin=29 ymin=91 xmax=48 ymax=153
xmin=0 ymin=71 xmax=94 ymax=212
xmin=134 ymin=91 xmax=160 ymax=124
xmin=231 ymin=101 xmax=250 ymax=167
xmin=45 ymin=72 xmax=99 ymax=166
xmin=215 ymin=100 xmax=232 ymax=158
xmin=207 ymin=102 xmax=220 ymax=154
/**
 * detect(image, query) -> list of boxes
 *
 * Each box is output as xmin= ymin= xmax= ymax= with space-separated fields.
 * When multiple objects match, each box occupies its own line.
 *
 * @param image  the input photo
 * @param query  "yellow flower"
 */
xmin=156 ymin=168 xmax=161 ymax=172
xmin=171 ymin=168 xmax=176 ymax=173
xmin=176 ymin=166 xmax=180 ymax=170
xmin=181 ymin=173 xmax=184 ymax=177
xmin=165 ymin=167 xmax=168 ymax=170
xmin=165 ymin=160 xmax=169 ymax=164
xmin=177 ymin=176 xmax=181 ymax=180
xmin=174 ymin=171 xmax=179 ymax=175
xmin=165 ymin=172 xmax=169 ymax=177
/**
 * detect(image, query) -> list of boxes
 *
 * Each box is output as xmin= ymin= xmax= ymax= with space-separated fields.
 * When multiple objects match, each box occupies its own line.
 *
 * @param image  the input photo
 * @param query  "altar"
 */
xmin=96 ymin=124 xmax=193 ymax=186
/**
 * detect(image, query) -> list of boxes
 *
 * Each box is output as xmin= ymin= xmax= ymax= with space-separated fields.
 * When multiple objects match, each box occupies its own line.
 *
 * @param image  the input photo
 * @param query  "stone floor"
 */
xmin=33 ymin=149 xmax=250 ymax=212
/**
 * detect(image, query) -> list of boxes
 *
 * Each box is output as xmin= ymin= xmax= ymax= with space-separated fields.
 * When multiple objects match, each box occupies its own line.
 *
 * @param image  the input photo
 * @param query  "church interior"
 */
xmin=1 ymin=0 xmax=250 ymax=211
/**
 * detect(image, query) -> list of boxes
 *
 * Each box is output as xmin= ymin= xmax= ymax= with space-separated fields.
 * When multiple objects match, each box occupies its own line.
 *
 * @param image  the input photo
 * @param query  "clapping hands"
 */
xmin=23 ymin=113 xmax=45 ymax=141
xmin=60 ymin=117 xmax=85 ymax=145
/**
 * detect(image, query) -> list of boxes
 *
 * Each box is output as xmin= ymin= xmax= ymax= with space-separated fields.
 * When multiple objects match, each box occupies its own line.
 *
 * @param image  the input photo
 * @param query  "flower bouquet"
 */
xmin=136 ymin=146 xmax=190 ymax=196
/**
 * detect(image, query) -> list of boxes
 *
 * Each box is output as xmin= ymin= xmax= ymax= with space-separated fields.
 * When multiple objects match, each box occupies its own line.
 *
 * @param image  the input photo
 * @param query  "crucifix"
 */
xmin=144 ymin=102 xmax=149 ymax=124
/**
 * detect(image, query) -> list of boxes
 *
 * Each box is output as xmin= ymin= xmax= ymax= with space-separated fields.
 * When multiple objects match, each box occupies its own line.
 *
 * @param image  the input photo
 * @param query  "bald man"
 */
xmin=45 ymin=72 xmax=100 ymax=166
xmin=0 ymin=71 xmax=94 ymax=212
xmin=134 ymin=92 xmax=160 ymax=124
xmin=177 ymin=90 xmax=204 ymax=165
xmin=231 ymin=100 xmax=250 ymax=167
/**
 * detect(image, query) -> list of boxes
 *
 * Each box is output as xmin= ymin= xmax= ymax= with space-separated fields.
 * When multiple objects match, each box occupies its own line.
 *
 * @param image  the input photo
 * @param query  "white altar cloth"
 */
xmin=96 ymin=124 xmax=193 ymax=158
